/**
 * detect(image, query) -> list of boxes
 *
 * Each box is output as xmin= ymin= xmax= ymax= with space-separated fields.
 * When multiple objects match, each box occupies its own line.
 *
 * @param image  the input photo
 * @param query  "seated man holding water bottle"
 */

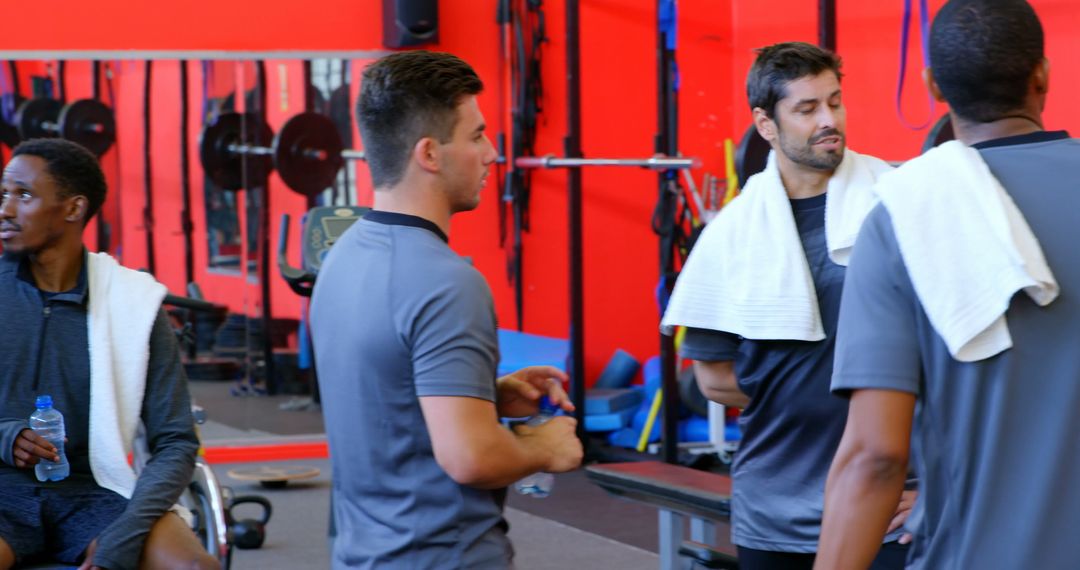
xmin=311 ymin=51 xmax=583 ymax=569
xmin=0 ymin=139 xmax=218 ymax=570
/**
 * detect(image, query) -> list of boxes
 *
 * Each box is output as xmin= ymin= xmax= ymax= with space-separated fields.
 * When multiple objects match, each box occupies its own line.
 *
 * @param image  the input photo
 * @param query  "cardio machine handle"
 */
xmin=277 ymin=213 xmax=317 ymax=297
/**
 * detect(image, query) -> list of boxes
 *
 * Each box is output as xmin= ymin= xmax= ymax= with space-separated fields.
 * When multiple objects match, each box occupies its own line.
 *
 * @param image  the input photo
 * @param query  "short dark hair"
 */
xmin=12 ymin=138 xmax=107 ymax=224
xmin=929 ymin=0 xmax=1044 ymax=123
xmin=747 ymin=42 xmax=843 ymax=118
xmin=356 ymin=51 xmax=484 ymax=189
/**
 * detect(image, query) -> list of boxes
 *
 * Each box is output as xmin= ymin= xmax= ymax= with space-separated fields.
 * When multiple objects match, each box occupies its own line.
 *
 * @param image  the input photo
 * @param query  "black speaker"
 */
xmin=382 ymin=0 xmax=439 ymax=48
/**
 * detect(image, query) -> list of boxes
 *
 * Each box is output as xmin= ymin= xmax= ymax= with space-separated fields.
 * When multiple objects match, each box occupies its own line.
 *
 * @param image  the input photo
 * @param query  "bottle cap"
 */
xmin=538 ymin=396 xmax=558 ymax=415
xmin=35 ymin=395 xmax=53 ymax=409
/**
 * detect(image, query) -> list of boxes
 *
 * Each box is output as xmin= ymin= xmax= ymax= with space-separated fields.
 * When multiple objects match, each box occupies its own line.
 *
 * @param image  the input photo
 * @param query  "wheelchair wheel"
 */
xmin=182 ymin=458 xmax=233 ymax=569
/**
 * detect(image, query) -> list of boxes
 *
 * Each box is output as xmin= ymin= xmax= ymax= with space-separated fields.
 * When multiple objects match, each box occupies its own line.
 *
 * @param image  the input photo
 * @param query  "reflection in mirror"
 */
xmin=0 ymin=57 xmax=379 ymax=441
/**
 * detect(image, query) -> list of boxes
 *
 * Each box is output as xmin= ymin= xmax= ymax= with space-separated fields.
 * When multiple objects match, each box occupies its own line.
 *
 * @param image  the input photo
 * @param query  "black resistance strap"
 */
xmin=498 ymin=0 xmax=546 ymax=330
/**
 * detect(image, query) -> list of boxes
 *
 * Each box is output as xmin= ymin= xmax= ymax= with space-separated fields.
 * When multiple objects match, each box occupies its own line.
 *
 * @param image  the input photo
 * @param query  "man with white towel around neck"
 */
xmin=816 ymin=1 xmax=1080 ymax=568
xmin=661 ymin=43 xmax=908 ymax=570
xmin=0 ymin=139 xmax=216 ymax=570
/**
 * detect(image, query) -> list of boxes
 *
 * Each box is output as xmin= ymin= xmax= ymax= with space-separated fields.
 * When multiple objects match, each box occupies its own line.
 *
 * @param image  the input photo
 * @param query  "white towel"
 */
xmin=86 ymin=252 xmax=167 ymax=499
xmin=661 ymin=148 xmax=892 ymax=340
xmin=876 ymin=140 xmax=1058 ymax=362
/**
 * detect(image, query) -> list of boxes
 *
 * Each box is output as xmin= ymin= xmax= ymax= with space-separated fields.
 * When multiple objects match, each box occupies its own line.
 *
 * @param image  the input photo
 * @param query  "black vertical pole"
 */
xmin=91 ymin=61 xmax=101 ymax=101
xmin=142 ymin=62 xmax=157 ymax=275
xmin=657 ymin=0 xmax=680 ymax=465
xmin=819 ymin=0 xmax=837 ymax=51
xmin=256 ymin=61 xmax=276 ymax=395
xmin=56 ymin=61 xmax=66 ymax=104
xmin=565 ymin=0 xmax=587 ymax=449
xmin=179 ymin=61 xmax=195 ymax=287
xmin=92 ymin=59 xmax=107 ymax=254
xmin=302 ymin=60 xmax=319 ymax=211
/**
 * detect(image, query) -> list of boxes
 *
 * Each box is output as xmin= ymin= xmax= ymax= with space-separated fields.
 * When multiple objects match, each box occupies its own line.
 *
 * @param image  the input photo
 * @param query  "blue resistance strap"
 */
xmin=659 ymin=0 xmax=680 ymax=90
xmin=896 ymin=0 xmax=935 ymax=129
xmin=0 ymin=63 xmax=15 ymax=125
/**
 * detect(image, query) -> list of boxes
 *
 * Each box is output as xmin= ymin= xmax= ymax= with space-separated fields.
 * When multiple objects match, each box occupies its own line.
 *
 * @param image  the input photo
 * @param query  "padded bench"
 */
xmin=586 ymin=461 xmax=739 ymax=569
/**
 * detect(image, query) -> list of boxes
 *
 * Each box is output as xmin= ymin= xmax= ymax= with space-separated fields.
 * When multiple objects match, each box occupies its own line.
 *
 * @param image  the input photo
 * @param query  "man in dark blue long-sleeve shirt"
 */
xmin=0 ymin=139 xmax=217 ymax=570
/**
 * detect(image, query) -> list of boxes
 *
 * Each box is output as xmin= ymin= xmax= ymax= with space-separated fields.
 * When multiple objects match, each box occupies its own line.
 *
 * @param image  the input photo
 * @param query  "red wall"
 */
xmin=4 ymin=0 xmax=1079 ymax=383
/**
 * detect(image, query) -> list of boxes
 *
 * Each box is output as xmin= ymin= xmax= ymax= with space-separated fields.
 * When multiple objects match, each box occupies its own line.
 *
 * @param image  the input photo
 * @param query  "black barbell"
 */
xmin=199 ymin=111 xmax=349 ymax=197
xmin=14 ymin=97 xmax=117 ymax=157
xmin=199 ymin=110 xmax=699 ymax=197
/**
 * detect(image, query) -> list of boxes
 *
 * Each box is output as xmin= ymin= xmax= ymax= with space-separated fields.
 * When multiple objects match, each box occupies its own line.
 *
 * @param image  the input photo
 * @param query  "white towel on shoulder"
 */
xmin=876 ymin=140 xmax=1058 ymax=362
xmin=661 ymin=148 xmax=892 ymax=340
xmin=86 ymin=252 xmax=167 ymax=499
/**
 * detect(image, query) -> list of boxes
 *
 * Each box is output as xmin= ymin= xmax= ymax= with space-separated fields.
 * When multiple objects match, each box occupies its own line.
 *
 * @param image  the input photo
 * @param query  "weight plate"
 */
xmin=0 ymin=93 xmax=26 ymax=148
xmin=275 ymin=112 xmax=345 ymax=197
xmin=59 ymin=99 xmax=116 ymax=157
xmin=199 ymin=112 xmax=274 ymax=191
xmin=15 ymin=97 xmax=61 ymax=141
xmin=735 ymin=124 xmax=771 ymax=187
xmin=922 ymin=114 xmax=954 ymax=154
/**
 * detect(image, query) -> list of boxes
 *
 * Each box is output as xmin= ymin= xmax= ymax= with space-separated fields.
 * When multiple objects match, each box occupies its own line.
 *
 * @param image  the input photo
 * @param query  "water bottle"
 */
xmin=514 ymin=397 xmax=558 ymax=498
xmin=30 ymin=395 xmax=69 ymax=482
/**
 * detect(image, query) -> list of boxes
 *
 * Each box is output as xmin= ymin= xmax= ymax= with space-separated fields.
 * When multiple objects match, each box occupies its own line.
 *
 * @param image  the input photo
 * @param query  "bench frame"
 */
xmin=586 ymin=461 xmax=734 ymax=570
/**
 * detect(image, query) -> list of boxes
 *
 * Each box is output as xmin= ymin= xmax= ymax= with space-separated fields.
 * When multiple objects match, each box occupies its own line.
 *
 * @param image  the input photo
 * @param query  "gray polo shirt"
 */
xmin=311 ymin=211 xmax=511 ymax=570
xmin=832 ymin=132 xmax=1080 ymax=569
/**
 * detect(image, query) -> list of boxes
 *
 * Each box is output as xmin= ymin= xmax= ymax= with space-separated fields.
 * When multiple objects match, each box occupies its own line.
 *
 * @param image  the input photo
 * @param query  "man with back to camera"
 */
xmin=0 ymin=138 xmax=218 ymax=569
xmin=661 ymin=42 xmax=911 ymax=569
xmin=817 ymin=1 xmax=1080 ymax=568
xmin=309 ymin=51 xmax=584 ymax=569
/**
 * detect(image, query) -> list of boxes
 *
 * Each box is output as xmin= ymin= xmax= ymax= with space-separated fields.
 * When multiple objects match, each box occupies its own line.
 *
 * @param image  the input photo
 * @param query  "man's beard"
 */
xmin=778 ymin=127 xmax=845 ymax=171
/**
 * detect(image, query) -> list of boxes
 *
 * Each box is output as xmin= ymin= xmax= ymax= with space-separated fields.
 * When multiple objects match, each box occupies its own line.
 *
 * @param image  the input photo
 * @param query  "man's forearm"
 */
xmin=693 ymin=361 xmax=749 ymax=409
xmin=93 ymin=438 xmax=198 ymax=569
xmin=700 ymin=385 xmax=749 ymax=409
xmin=816 ymin=449 xmax=907 ymax=569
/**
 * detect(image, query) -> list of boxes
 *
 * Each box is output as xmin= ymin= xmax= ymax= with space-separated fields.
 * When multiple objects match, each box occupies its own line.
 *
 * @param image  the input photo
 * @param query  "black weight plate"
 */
xmin=15 ymin=97 xmax=61 ymax=140
xmin=199 ymin=112 xmax=274 ymax=191
xmin=275 ymin=112 xmax=345 ymax=197
xmin=0 ymin=93 xmax=25 ymax=148
xmin=735 ymin=124 xmax=771 ymax=187
xmin=922 ymin=114 xmax=954 ymax=154
xmin=59 ymin=99 xmax=116 ymax=157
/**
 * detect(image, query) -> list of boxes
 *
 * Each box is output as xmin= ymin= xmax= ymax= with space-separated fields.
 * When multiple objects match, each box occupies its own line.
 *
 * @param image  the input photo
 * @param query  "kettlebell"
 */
xmin=226 ymin=495 xmax=272 ymax=549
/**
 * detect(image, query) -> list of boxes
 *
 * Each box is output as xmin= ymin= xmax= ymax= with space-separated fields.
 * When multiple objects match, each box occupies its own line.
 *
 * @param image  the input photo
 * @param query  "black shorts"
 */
xmin=0 ymin=483 xmax=128 ymax=566
xmin=736 ymin=541 xmax=910 ymax=570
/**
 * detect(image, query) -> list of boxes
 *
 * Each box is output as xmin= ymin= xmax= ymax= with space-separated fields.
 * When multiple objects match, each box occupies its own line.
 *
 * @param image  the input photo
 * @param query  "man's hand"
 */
xmin=12 ymin=428 xmax=58 ymax=468
xmin=512 ymin=416 xmax=583 ymax=473
xmin=496 ymin=366 xmax=574 ymax=418
xmin=76 ymin=538 xmax=101 ymax=570
xmin=888 ymin=489 xmax=917 ymax=545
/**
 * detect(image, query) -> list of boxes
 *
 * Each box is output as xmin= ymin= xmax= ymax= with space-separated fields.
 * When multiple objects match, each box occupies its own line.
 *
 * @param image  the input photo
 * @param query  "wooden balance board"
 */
xmin=227 ymin=465 xmax=320 ymax=488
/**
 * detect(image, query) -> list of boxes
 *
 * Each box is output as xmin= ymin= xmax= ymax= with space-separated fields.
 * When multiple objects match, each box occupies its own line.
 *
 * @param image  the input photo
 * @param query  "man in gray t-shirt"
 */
xmin=817 ymin=2 xmax=1080 ymax=568
xmin=679 ymin=43 xmax=908 ymax=570
xmin=311 ymin=51 xmax=582 ymax=570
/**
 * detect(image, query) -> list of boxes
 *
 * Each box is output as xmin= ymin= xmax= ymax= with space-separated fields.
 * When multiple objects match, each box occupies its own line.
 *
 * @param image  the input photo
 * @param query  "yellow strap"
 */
xmin=636 ymin=388 xmax=664 ymax=452
xmin=723 ymin=138 xmax=740 ymax=206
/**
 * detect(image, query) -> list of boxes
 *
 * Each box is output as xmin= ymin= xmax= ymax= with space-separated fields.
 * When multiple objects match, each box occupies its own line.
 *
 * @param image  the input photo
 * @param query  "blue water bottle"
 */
xmin=30 ymin=395 xmax=70 ymax=482
xmin=513 ymin=397 xmax=558 ymax=498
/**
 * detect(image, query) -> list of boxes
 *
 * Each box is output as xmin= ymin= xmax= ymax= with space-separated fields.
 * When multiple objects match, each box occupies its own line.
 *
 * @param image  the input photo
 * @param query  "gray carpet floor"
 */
xmin=193 ymin=379 xmax=734 ymax=568
xmin=214 ymin=459 xmax=661 ymax=570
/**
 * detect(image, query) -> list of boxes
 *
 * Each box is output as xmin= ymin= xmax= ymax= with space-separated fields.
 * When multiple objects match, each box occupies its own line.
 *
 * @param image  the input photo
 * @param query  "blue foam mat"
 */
xmin=496 ymin=330 xmax=569 ymax=377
